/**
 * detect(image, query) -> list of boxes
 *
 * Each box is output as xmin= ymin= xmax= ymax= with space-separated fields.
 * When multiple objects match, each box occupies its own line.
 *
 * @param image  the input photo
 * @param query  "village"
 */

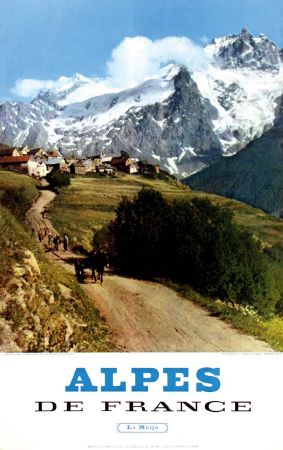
xmin=0 ymin=144 xmax=160 ymax=178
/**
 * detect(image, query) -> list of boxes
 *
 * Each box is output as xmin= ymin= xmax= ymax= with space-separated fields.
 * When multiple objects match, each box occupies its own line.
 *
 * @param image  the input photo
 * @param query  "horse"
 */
xmin=74 ymin=252 xmax=107 ymax=283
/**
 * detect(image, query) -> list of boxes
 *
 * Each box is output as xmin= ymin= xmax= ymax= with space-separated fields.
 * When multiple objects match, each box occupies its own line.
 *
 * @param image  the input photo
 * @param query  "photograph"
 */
xmin=0 ymin=0 xmax=282 ymax=448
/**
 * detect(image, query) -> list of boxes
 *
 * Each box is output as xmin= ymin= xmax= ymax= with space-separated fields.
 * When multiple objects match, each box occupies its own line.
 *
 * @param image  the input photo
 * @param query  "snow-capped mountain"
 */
xmin=205 ymin=27 xmax=280 ymax=72
xmin=0 ymin=28 xmax=282 ymax=178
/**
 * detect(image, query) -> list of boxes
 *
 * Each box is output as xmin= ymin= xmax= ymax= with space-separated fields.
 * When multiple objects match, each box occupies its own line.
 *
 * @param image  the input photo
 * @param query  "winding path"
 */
xmin=27 ymin=186 xmax=273 ymax=352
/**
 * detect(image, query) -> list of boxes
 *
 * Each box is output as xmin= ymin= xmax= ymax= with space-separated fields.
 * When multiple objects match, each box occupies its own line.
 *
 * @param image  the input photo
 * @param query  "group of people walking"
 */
xmin=37 ymin=226 xmax=69 ymax=252
xmin=49 ymin=232 xmax=68 ymax=251
xmin=37 ymin=226 xmax=49 ymax=243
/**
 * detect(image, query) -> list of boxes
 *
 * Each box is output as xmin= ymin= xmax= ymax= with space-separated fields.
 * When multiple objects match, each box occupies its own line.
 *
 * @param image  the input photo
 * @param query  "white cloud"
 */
xmin=11 ymin=76 xmax=74 ymax=98
xmin=11 ymin=36 xmax=212 ymax=99
xmin=107 ymin=36 xmax=212 ymax=89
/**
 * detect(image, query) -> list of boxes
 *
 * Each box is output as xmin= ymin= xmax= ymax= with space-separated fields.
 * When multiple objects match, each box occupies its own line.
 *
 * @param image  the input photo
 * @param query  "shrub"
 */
xmin=108 ymin=188 xmax=276 ymax=316
xmin=1 ymin=187 xmax=35 ymax=220
xmin=93 ymin=226 xmax=114 ymax=252
xmin=46 ymin=171 xmax=71 ymax=189
xmin=111 ymin=189 xmax=171 ymax=277
xmin=168 ymin=198 xmax=276 ymax=315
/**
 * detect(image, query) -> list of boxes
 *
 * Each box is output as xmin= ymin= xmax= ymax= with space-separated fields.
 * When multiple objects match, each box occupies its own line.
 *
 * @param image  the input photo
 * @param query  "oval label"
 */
xmin=117 ymin=423 xmax=168 ymax=433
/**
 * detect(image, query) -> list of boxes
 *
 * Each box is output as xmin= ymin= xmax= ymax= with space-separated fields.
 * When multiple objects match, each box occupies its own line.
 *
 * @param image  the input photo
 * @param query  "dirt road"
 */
xmin=28 ymin=187 xmax=273 ymax=352
xmin=27 ymin=188 xmax=57 ymax=235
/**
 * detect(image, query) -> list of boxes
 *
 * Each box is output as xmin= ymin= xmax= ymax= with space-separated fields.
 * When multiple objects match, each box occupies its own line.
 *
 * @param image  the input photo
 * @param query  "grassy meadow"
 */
xmin=0 ymin=169 xmax=38 ymax=200
xmin=50 ymin=173 xmax=283 ymax=250
xmin=50 ymin=173 xmax=283 ymax=296
xmin=50 ymin=173 xmax=191 ymax=250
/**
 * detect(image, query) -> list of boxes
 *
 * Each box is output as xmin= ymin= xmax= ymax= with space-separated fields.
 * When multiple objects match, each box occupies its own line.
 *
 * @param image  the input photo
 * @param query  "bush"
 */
xmin=46 ymin=171 xmax=71 ymax=189
xmin=93 ymin=226 xmax=114 ymax=252
xmin=110 ymin=189 xmax=170 ymax=277
xmin=107 ymin=188 xmax=276 ymax=316
xmin=1 ymin=187 xmax=35 ymax=220
xmin=168 ymin=198 xmax=276 ymax=314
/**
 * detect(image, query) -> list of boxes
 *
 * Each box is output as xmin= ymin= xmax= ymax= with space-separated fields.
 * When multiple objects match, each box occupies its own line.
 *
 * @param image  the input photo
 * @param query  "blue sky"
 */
xmin=0 ymin=0 xmax=282 ymax=101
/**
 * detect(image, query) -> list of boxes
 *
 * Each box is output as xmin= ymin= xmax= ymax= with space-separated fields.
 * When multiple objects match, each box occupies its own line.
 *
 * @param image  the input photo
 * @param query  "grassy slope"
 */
xmin=0 ymin=170 xmax=114 ymax=351
xmin=50 ymin=173 xmax=283 ymax=350
xmin=0 ymin=169 xmax=38 ymax=199
xmin=51 ymin=173 xmax=283 ymax=295
xmin=0 ymin=170 xmax=38 ymax=281
xmin=50 ymin=174 xmax=191 ymax=250
xmin=51 ymin=173 xmax=283 ymax=249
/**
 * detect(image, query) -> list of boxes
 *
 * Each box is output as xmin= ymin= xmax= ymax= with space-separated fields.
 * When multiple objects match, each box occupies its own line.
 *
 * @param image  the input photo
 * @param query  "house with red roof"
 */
xmin=0 ymin=155 xmax=31 ymax=172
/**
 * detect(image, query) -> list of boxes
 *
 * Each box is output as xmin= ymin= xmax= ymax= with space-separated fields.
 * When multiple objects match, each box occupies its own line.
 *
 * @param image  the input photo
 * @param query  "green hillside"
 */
xmin=50 ymin=173 xmax=283 ymax=305
xmin=48 ymin=172 xmax=283 ymax=348
xmin=185 ymin=101 xmax=283 ymax=216
xmin=50 ymin=173 xmax=283 ymax=250
xmin=1 ymin=169 xmax=283 ymax=350
xmin=0 ymin=170 xmax=114 ymax=352
xmin=0 ymin=169 xmax=38 ymax=201
xmin=50 ymin=173 xmax=190 ymax=249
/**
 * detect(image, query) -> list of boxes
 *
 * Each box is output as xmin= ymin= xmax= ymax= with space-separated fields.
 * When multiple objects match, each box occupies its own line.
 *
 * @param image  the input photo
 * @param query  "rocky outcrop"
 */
xmin=210 ymin=27 xmax=280 ymax=72
xmin=0 ymin=248 xmax=87 ymax=352
xmin=99 ymin=69 xmax=222 ymax=176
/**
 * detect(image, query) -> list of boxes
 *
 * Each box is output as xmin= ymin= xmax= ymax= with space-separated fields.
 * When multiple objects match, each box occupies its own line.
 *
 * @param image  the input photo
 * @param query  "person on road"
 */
xmin=63 ymin=234 xmax=69 ymax=252
xmin=38 ymin=229 xmax=43 ymax=242
xmin=48 ymin=233 xmax=53 ymax=248
xmin=53 ymin=235 xmax=60 ymax=251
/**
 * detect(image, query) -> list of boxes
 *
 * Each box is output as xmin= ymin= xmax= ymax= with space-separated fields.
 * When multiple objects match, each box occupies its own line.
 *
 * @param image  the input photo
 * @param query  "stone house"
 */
xmin=110 ymin=156 xmax=139 ymax=174
xmin=70 ymin=161 xmax=86 ymax=175
xmin=19 ymin=146 xmax=30 ymax=155
xmin=92 ymin=155 xmax=103 ymax=166
xmin=45 ymin=157 xmax=65 ymax=172
xmin=0 ymin=155 xmax=30 ymax=171
xmin=29 ymin=148 xmax=48 ymax=157
xmin=27 ymin=157 xmax=48 ymax=178
xmin=82 ymin=159 xmax=96 ymax=172
xmin=47 ymin=150 xmax=62 ymax=158
xmin=126 ymin=163 xmax=139 ymax=174
xmin=138 ymin=161 xmax=160 ymax=175
xmin=101 ymin=156 xmax=112 ymax=164
xmin=0 ymin=146 xmax=21 ymax=158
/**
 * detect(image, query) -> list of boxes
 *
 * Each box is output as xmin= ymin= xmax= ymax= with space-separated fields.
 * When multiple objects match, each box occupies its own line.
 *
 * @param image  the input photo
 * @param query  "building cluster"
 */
xmin=0 ymin=145 xmax=160 ymax=178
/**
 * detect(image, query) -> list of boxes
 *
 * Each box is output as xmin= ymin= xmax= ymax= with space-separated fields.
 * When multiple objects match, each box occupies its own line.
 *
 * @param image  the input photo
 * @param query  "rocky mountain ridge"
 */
xmin=206 ymin=27 xmax=280 ymax=72
xmin=0 ymin=28 xmax=282 ymax=177
xmin=186 ymin=95 xmax=283 ymax=216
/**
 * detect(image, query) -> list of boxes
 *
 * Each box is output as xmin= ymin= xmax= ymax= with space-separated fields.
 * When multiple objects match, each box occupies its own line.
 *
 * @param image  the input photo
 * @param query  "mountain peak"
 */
xmin=159 ymin=63 xmax=182 ymax=81
xmin=71 ymin=73 xmax=90 ymax=83
xmin=206 ymin=28 xmax=280 ymax=73
xmin=240 ymin=26 xmax=251 ymax=37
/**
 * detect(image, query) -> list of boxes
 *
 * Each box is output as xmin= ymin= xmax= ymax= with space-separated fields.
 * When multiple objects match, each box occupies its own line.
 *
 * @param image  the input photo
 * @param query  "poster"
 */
xmin=1 ymin=352 xmax=283 ymax=450
xmin=0 ymin=1 xmax=283 ymax=450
